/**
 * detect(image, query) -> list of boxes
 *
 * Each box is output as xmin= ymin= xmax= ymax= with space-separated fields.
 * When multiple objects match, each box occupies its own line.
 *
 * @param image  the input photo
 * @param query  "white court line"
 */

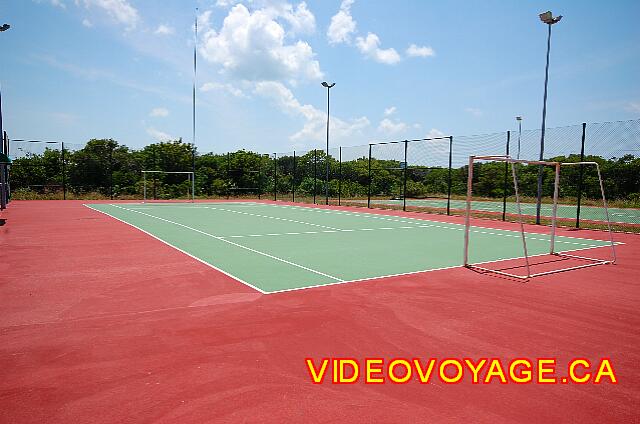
xmin=203 ymin=205 xmax=344 ymax=231
xmin=109 ymin=204 xmax=344 ymax=283
xmin=259 ymin=203 xmax=623 ymax=245
xmin=134 ymin=200 xmax=609 ymax=247
xmin=136 ymin=200 xmax=622 ymax=248
xmin=214 ymin=225 xmax=607 ymax=248
xmin=265 ymin=244 xmax=617 ymax=294
xmin=83 ymin=204 xmax=267 ymax=294
xmin=85 ymin=203 xmax=619 ymax=295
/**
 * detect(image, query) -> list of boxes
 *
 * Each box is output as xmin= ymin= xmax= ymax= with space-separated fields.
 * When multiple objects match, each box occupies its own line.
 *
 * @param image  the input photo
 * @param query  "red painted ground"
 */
xmin=1 ymin=200 xmax=638 ymax=423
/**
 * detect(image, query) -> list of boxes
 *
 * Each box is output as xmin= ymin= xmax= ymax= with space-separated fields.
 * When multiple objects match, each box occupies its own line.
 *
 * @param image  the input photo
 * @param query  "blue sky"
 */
xmin=1 ymin=0 xmax=639 ymax=153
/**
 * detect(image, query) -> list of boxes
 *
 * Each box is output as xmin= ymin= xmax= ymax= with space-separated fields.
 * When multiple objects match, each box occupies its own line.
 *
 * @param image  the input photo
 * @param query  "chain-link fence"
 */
xmin=3 ymin=118 xmax=639 ymax=232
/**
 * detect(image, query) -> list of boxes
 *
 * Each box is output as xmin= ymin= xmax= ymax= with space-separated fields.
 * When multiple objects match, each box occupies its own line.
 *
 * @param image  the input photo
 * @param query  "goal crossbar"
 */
xmin=142 ymin=170 xmax=195 ymax=203
xmin=463 ymin=155 xmax=616 ymax=280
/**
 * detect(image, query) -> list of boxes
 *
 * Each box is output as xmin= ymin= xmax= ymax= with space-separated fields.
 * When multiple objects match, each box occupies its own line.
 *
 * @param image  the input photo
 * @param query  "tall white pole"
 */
xmin=193 ymin=9 xmax=198 ymax=151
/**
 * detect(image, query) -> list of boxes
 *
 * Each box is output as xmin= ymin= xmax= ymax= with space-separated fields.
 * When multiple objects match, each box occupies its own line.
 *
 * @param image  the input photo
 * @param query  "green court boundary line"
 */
xmin=83 ymin=204 xmax=268 ymax=294
xmin=108 ymin=204 xmax=344 ymax=282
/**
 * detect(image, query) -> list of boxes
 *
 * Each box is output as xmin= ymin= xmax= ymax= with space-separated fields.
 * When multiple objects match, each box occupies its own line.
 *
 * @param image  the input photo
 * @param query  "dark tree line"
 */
xmin=8 ymin=138 xmax=640 ymax=204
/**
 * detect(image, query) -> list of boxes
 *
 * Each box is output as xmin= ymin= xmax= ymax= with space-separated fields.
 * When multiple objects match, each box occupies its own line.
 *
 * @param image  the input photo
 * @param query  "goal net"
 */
xmin=142 ymin=171 xmax=195 ymax=203
xmin=463 ymin=155 xmax=616 ymax=279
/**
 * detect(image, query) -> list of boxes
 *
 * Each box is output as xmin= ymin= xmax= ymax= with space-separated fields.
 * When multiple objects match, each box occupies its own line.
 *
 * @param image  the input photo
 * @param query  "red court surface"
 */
xmin=1 ymin=200 xmax=639 ymax=423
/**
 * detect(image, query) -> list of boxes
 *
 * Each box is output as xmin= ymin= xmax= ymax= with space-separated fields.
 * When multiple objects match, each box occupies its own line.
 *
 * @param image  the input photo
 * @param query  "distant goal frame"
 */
xmin=142 ymin=170 xmax=195 ymax=203
xmin=463 ymin=155 xmax=617 ymax=280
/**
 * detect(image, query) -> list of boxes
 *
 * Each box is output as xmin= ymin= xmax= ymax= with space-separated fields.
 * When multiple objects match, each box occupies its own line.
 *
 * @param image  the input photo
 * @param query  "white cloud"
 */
xmin=149 ymin=107 xmax=169 ymax=117
xmin=146 ymin=127 xmax=174 ymax=142
xmin=383 ymin=106 xmax=396 ymax=117
xmin=34 ymin=0 xmax=66 ymax=8
xmin=215 ymin=0 xmax=240 ymax=7
xmin=254 ymin=81 xmax=369 ymax=144
xmin=378 ymin=118 xmax=407 ymax=135
xmin=280 ymin=2 xmax=316 ymax=35
xmin=51 ymin=112 xmax=78 ymax=125
xmin=201 ymin=82 xmax=247 ymax=98
xmin=406 ymin=44 xmax=435 ymax=58
xmin=327 ymin=0 xmax=356 ymax=45
xmin=626 ymin=102 xmax=640 ymax=114
xmin=355 ymin=33 xmax=401 ymax=65
xmin=82 ymin=18 xmax=93 ymax=27
xmin=426 ymin=128 xmax=446 ymax=138
xmin=154 ymin=24 xmax=175 ymax=36
xmin=198 ymin=10 xmax=213 ymax=29
xmin=464 ymin=107 xmax=483 ymax=117
xmin=77 ymin=0 xmax=140 ymax=29
xmin=198 ymin=4 xmax=322 ymax=82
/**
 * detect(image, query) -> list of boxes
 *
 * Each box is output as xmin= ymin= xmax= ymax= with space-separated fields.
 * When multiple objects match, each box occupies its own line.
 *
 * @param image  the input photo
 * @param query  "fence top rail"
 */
xmin=11 ymin=139 xmax=61 ymax=144
xmin=368 ymin=136 xmax=451 ymax=146
xmin=472 ymin=155 xmax=559 ymax=166
xmin=561 ymin=161 xmax=599 ymax=167
xmin=141 ymin=171 xmax=194 ymax=174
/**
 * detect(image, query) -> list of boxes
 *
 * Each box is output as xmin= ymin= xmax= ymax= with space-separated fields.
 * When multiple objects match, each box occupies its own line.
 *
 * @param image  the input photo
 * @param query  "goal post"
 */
xmin=463 ymin=155 xmax=616 ymax=280
xmin=142 ymin=171 xmax=195 ymax=203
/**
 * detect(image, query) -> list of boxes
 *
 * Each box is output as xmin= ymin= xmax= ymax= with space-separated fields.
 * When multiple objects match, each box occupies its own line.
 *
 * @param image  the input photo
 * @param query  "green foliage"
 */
xmin=8 ymin=138 xmax=640 ymax=205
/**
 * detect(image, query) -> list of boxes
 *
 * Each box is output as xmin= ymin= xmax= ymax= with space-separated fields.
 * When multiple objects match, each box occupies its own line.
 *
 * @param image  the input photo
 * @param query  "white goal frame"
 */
xmin=142 ymin=171 xmax=195 ymax=203
xmin=463 ymin=155 xmax=616 ymax=280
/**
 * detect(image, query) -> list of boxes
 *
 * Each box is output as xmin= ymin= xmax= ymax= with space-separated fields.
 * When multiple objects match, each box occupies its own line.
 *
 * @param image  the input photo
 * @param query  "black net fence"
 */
xmin=4 ymin=118 xmax=640 ymax=232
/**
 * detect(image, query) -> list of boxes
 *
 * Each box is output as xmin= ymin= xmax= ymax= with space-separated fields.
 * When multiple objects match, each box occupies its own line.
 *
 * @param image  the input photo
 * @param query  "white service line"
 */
xmin=260 ymin=203 xmax=622 ymax=245
xmin=215 ymin=224 xmax=605 ymax=247
xmin=110 ymin=204 xmax=344 ymax=282
xmin=204 ymin=205 xmax=344 ymax=231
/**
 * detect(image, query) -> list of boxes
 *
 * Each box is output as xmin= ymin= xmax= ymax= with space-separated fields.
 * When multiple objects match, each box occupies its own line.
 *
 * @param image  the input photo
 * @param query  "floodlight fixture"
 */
xmin=539 ymin=11 xmax=562 ymax=25
xmin=321 ymin=81 xmax=335 ymax=88
xmin=0 ymin=24 xmax=10 ymax=32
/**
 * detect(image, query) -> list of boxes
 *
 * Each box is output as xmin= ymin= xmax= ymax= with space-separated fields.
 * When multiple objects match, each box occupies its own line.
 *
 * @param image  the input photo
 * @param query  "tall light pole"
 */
xmin=0 ymin=23 xmax=10 ymax=152
xmin=535 ymin=11 xmax=562 ymax=225
xmin=321 ymin=81 xmax=335 ymax=205
xmin=516 ymin=116 xmax=523 ymax=159
xmin=0 ymin=24 xmax=10 ymax=210
xmin=192 ymin=9 xmax=198 ymax=178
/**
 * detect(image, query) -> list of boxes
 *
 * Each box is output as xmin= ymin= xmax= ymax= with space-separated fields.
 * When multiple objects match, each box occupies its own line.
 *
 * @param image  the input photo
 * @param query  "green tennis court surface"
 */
xmin=354 ymin=198 xmax=640 ymax=224
xmin=86 ymin=202 xmax=613 ymax=293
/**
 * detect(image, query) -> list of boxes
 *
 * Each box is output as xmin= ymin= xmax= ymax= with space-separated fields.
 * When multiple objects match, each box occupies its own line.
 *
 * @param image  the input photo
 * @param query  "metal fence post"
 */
xmin=292 ymin=151 xmax=296 ymax=202
xmin=338 ymin=146 xmax=342 ymax=206
xmin=61 ymin=142 xmax=66 ymax=200
xmin=576 ymin=122 xmax=587 ymax=228
xmin=109 ymin=142 xmax=114 ymax=200
xmin=502 ymin=131 xmax=511 ymax=220
xmin=313 ymin=149 xmax=317 ymax=204
xmin=273 ymin=153 xmax=277 ymax=201
xmin=367 ymin=144 xmax=372 ymax=208
xmin=403 ymin=140 xmax=408 ymax=211
xmin=258 ymin=155 xmax=262 ymax=200
xmin=226 ymin=152 xmax=230 ymax=200
xmin=446 ymin=136 xmax=453 ymax=215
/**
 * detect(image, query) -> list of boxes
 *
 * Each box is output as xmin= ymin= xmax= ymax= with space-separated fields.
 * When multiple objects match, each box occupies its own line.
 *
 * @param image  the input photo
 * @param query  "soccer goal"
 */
xmin=142 ymin=171 xmax=195 ymax=203
xmin=463 ymin=155 xmax=616 ymax=280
